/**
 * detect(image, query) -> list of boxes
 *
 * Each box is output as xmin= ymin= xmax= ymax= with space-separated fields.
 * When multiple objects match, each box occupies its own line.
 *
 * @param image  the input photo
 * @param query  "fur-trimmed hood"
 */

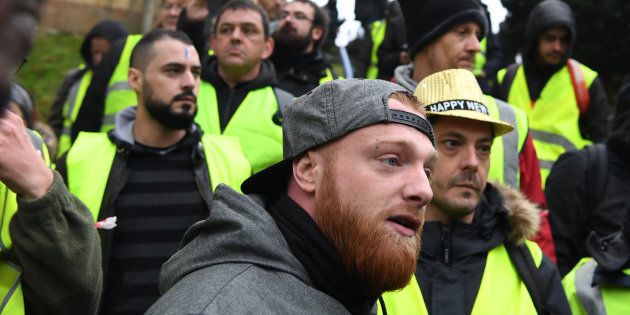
xmin=495 ymin=183 xmax=541 ymax=245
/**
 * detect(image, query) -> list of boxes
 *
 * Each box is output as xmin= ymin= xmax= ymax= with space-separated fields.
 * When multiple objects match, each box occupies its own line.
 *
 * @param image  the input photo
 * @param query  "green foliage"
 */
xmin=16 ymin=32 xmax=83 ymax=120
xmin=500 ymin=0 xmax=630 ymax=98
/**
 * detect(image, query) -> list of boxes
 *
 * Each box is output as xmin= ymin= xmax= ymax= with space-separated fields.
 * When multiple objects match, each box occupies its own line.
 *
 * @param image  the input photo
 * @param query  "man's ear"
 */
xmin=261 ymin=37 xmax=274 ymax=60
xmin=291 ymin=151 xmax=322 ymax=194
xmin=128 ymin=68 xmax=143 ymax=93
xmin=311 ymin=26 xmax=323 ymax=42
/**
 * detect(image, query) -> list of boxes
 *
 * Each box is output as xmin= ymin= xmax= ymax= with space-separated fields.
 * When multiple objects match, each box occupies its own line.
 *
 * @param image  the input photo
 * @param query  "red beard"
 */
xmin=314 ymin=165 xmax=422 ymax=296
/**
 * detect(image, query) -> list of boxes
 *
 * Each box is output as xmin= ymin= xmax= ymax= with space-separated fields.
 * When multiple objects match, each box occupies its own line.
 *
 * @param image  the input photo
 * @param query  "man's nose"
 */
xmin=461 ymin=144 xmax=480 ymax=171
xmin=402 ymin=166 xmax=433 ymax=208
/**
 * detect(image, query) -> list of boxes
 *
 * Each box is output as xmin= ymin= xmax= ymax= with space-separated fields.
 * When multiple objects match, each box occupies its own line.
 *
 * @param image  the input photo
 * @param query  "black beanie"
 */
xmin=399 ymin=0 xmax=488 ymax=59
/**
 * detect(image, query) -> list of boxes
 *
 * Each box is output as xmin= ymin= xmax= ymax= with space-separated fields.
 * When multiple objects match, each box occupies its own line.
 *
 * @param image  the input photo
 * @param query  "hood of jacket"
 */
xmin=522 ymin=0 xmax=575 ymax=66
xmin=422 ymin=183 xmax=540 ymax=260
xmin=201 ymin=55 xmax=279 ymax=89
xmin=80 ymin=20 xmax=128 ymax=68
xmin=108 ymin=106 xmax=203 ymax=152
xmin=158 ymin=184 xmax=311 ymax=293
xmin=393 ymin=63 xmax=418 ymax=92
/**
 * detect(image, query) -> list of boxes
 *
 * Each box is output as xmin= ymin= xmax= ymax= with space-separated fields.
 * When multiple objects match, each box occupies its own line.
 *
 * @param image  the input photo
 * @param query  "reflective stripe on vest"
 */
xmin=366 ymin=19 xmax=386 ymax=79
xmin=0 ymin=132 xmax=49 ymax=315
xmin=485 ymin=95 xmax=527 ymax=188
xmin=101 ymin=35 xmax=143 ymax=133
xmin=564 ymin=258 xmax=630 ymax=315
xmin=0 ymin=259 xmax=24 ymax=314
xmin=196 ymin=82 xmax=283 ymax=173
xmin=502 ymin=63 xmax=597 ymax=186
xmin=380 ymin=241 xmax=543 ymax=315
xmin=66 ymin=132 xmax=251 ymax=219
xmin=473 ymin=37 xmax=488 ymax=76
xmin=57 ymin=69 xmax=93 ymax=159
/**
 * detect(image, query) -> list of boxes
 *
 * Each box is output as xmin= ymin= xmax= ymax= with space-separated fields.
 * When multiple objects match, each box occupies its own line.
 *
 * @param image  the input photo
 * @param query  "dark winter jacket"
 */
xmin=270 ymin=50 xmax=337 ymax=97
xmin=547 ymin=78 xmax=630 ymax=276
xmin=417 ymin=183 xmax=571 ymax=315
xmin=376 ymin=15 xmax=406 ymax=81
xmin=48 ymin=20 xmax=127 ymax=138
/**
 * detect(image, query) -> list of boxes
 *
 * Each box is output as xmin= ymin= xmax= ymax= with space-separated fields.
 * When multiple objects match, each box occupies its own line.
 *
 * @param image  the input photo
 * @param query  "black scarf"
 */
xmin=267 ymin=194 xmax=376 ymax=315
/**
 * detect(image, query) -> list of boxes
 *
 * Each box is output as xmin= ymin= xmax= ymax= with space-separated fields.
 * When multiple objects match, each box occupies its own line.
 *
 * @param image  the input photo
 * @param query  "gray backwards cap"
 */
xmin=242 ymin=78 xmax=435 ymax=197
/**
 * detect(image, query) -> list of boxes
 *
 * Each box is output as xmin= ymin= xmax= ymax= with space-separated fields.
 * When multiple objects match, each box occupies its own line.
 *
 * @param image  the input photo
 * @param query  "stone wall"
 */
xmin=40 ymin=0 xmax=149 ymax=34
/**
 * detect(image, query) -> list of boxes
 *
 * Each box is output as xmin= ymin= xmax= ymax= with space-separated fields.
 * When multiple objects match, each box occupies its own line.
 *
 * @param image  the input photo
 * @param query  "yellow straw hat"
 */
xmin=414 ymin=69 xmax=514 ymax=137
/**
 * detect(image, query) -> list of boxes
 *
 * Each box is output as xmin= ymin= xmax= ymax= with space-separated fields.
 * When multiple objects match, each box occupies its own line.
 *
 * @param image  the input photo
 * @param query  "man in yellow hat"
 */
xmin=379 ymin=69 xmax=570 ymax=315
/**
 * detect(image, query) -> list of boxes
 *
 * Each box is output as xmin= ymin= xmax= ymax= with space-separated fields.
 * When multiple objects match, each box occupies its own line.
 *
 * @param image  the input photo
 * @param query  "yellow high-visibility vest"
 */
xmin=56 ymin=68 xmax=93 ymax=159
xmin=497 ymin=62 xmax=597 ymax=186
xmin=380 ymin=241 xmax=543 ymax=315
xmin=486 ymin=95 xmax=528 ymax=188
xmin=366 ymin=19 xmax=387 ymax=79
xmin=196 ymin=82 xmax=283 ymax=173
xmin=66 ymin=132 xmax=251 ymax=219
xmin=101 ymin=35 xmax=143 ymax=133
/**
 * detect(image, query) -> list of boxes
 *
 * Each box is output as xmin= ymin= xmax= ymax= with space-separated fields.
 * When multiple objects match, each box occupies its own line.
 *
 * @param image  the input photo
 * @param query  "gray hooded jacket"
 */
xmin=146 ymin=185 xmax=350 ymax=314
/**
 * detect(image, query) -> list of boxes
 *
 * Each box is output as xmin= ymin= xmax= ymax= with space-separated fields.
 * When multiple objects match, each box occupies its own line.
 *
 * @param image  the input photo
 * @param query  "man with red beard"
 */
xmin=147 ymin=79 xmax=436 ymax=314
xmin=270 ymin=0 xmax=340 ymax=97
xmin=380 ymin=69 xmax=570 ymax=315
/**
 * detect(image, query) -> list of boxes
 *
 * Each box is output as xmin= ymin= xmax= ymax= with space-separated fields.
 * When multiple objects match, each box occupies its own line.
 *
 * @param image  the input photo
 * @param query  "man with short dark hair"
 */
xmin=270 ymin=0 xmax=339 ymax=97
xmin=180 ymin=0 xmax=294 ymax=173
xmin=147 ymin=79 xmax=436 ymax=314
xmin=394 ymin=0 xmax=557 ymax=260
xmin=380 ymin=69 xmax=570 ymax=315
xmin=58 ymin=29 xmax=250 ymax=314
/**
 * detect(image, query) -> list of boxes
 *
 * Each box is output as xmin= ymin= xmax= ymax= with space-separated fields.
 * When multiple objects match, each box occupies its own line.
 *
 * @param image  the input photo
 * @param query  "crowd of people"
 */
xmin=0 ymin=0 xmax=629 ymax=314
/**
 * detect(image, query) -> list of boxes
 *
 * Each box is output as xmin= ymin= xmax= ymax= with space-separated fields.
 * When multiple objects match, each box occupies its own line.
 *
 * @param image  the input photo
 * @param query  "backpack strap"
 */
xmin=504 ymin=241 xmax=549 ymax=315
xmin=272 ymin=87 xmax=295 ymax=126
xmin=585 ymin=143 xmax=608 ymax=212
xmin=498 ymin=63 xmax=519 ymax=101
xmin=567 ymin=58 xmax=591 ymax=116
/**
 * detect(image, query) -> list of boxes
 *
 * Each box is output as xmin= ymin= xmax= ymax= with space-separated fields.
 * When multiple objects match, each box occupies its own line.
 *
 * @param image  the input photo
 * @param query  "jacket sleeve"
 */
xmin=9 ymin=171 xmax=102 ymax=315
xmin=579 ymin=76 xmax=612 ymax=142
xmin=545 ymin=150 xmax=589 ymax=276
xmin=537 ymin=254 xmax=572 ymax=315
xmin=71 ymin=39 xmax=125 ymax=142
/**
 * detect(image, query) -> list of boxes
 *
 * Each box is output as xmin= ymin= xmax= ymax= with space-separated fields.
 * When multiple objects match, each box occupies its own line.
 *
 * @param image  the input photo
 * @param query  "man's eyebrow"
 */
xmin=161 ymin=62 xmax=185 ymax=68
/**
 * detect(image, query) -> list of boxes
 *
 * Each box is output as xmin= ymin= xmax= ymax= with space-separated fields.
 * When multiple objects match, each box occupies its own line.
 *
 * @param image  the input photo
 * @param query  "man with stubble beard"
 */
xmin=380 ymin=69 xmax=570 ymax=315
xmin=56 ymin=29 xmax=251 ymax=314
xmin=270 ymin=0 xmax=340 ymax=97
xmin=147 ymin=79 xmax=436 ymax=314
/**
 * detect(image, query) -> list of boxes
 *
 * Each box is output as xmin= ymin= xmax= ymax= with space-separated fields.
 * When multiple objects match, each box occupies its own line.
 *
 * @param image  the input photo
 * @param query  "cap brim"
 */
xmin=241 ymin=158 xmax=293 ymax=197
xmin=426 ymin=109 xmax=514 ymax=137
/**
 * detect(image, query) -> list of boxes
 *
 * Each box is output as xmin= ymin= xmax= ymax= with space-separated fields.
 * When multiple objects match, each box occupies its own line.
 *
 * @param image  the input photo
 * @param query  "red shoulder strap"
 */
xmin=567 ymin=58 xmax=591 ymax=116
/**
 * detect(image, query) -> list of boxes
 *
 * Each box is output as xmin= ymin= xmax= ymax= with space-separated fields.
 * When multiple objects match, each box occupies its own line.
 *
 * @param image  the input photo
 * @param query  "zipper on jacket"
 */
xmin=441 ymin=225 xmax=452 ymax=266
